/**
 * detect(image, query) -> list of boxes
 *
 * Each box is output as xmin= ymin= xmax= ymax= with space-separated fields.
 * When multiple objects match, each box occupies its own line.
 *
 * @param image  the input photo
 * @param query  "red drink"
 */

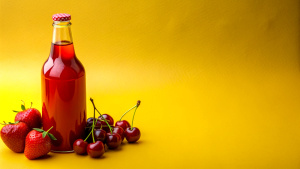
xmin=42 ymin=14 xmax=86 ymax=152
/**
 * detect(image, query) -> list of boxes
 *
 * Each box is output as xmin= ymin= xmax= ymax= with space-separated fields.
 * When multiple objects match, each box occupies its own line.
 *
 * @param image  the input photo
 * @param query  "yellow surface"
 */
xmin=0 ymin=0 xmax=300 ymax=168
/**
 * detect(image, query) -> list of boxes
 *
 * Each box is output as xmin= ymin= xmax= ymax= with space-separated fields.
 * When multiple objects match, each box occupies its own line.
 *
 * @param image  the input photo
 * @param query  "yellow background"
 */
xmin=0 ymin=0 xmax=299 ymax=168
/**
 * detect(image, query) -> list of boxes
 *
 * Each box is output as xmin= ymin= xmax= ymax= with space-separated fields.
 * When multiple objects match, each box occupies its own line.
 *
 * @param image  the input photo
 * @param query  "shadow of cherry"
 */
xmin=126 ymin=140 xmax=143 ymax=145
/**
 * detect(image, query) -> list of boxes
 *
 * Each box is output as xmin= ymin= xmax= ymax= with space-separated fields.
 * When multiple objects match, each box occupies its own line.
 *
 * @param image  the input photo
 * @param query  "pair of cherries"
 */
xmin=73 ymin=98 xmax=141 ymax=158
xmin=116 ymin=100 xmax=141 ymax=143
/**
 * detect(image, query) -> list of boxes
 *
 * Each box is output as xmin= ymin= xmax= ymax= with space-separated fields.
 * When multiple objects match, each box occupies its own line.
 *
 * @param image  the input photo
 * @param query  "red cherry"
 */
xmin=106 ymin=133 xmax=121 ymax=149
xmin=86 ymin=117 xmax=94 ymax=126
xmin=112 ymin=126 xmax=125 ymax=141
xmin=99 ymin=114 xmax=114 ymax=133
xmin=86 ymin=118 xmax=101 ymax=129
xmin=93 ymin=129 xmax=106 ymax=143
xmin=73 ymin=139 xmax=88 ymax=155
xmin=87 ymin=141 xmax=105 ymax=158
xmin=102 ymin=125 xmax=114 ymax=133
xmin=98 ymin=114 xmax=114 ymax=126
xmin=115 ymin=120 xmax=131 ymax=131
xmin=125 ymin=127 xmax=141 ymax=143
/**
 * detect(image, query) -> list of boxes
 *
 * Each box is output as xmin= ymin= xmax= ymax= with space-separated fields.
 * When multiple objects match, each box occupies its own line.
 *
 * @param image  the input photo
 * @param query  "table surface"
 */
xmin=0 ymin=0 xmax=300 ymax=169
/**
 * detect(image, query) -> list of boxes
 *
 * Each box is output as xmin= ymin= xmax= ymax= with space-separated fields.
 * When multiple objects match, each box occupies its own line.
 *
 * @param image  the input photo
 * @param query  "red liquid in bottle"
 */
xmin=42 ymin=42 xmax=86 ymax=152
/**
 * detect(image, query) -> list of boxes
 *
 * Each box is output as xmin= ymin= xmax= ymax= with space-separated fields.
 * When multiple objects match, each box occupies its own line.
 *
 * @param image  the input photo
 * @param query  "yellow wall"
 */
xmin=0 ymin=0 xmax=299 ymax=168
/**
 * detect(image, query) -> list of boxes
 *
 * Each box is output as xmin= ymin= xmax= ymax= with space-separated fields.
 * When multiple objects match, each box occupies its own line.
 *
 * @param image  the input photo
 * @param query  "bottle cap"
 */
xmin=52 ymin=13 xmax=71 ymax=21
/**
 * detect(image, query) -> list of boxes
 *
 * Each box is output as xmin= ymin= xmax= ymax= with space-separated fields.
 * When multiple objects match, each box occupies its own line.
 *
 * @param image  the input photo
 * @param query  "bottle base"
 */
xmin=51 ymin=150 xmax=74 ymax=153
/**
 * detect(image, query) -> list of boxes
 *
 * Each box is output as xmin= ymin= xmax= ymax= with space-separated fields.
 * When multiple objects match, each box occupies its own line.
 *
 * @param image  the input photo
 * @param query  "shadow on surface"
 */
xmin=126 ymin=140 xmax=143 ymax=145
xmin=33 ymin=154 xmax=53 ymax=160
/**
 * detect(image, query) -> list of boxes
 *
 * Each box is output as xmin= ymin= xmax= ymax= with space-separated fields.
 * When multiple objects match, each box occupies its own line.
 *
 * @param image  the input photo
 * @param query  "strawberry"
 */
xmin=14 ymin=101 xmax=42 ymax=129
xmin=0 ymin=121 xmax=31 ymax=153
xmin=24 ymin=127 xmax=56 ymax=160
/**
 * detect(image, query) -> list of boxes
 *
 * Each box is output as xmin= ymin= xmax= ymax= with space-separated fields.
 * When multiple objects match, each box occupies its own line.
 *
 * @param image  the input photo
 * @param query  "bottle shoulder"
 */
xmin=42 ymin=56 xmax=85 ymax=80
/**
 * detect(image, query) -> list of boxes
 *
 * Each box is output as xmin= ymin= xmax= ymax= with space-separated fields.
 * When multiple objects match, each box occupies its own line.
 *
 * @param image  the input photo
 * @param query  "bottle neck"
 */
xmin=50 ymin=21 xmax=75 ymax=60
xmin=52 ymin=21 xmax=73 ymax=44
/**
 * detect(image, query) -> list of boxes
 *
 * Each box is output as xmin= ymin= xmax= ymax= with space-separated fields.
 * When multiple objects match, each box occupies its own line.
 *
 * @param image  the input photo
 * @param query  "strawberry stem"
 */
xmin=38 ymin=126 xmax=57 ymax=140
xmin=46 ymin=126 xmax=53 ymax=133
xmin=21 ymin=100 xmax=25 ymax=106
xmin=20 ymin=100 xmax=26 ymax=111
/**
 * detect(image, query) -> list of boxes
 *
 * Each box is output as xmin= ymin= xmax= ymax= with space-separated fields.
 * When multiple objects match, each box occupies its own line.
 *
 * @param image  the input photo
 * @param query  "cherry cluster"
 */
xmin=73 ymin=98 xmax=141 ymax=158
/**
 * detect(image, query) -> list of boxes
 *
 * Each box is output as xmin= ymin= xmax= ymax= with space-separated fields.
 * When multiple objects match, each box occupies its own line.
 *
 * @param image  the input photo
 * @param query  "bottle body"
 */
xmin=42 ymin=23 xmax=86 ymax=152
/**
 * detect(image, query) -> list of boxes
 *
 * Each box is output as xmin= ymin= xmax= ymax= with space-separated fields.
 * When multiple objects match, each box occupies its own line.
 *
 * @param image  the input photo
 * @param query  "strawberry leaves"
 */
xmin=13 ymin=100 xmax=28 ymax=113
xmin=33 ymin=126 xmax=57 ymax=141
xmin=42 ymin=132 xmax=47 ymax=138
xmin=21 ymin=104 xmax=25 ymax=111
xmin=33 ymin=128 xmax=43 ymax=132
xmin=47 ymin=133 xmax=56 ymax=140
xmin=0 ymin=121 xmax=20 ymax=125
xmin=21 ymin=100 xmax=26 ymax=111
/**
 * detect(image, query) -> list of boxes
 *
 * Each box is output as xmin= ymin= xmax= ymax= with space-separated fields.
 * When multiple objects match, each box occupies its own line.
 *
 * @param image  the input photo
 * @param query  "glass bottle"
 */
xmin=41 ymin=13 xmax=86 ymax=152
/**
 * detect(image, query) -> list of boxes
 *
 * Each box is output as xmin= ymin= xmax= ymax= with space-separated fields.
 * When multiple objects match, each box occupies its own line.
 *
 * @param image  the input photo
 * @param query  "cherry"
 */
xmin=73 ymin=139 xmax=88 ymax=155
xmin=87 ymin=129 xmax=106 ymax=143
xmin=106 ymin=133 xmax=122 ymax=149
xmin=74 ymin=98 xmax=115 ymax=157
xmin=115 ymin=120 xmax=131 ymax=131
xmin=98 ymin=114 xmax=114 ymax=126
xmin=86 ymin=117 xmax=101 ymax=129
xmin=112 ymin=126 xmax=125 ymax=141
xmin=85 ymin=118 xmax=102 ymax=142
xmin=125 ymin=127 xmax=141 ymax=143
xmin=87 ymin=141 xmax=105 ymax=158
xmin=124 ymin=100 xmax=141 ymax=143
xmin=102 ymin=125 xmax=114 ymax=133
xmin=90 ymin=98 xmax=115 ymax=148
xmin=115 ymin=100 xmax=140 ymax=131
xmin=93 ymin=129 xmax=106 ymax=143
xmin=86 ymin=117 xmax=94 ymax=126
xmin=98 ymin=114 xmax=113 ymax=133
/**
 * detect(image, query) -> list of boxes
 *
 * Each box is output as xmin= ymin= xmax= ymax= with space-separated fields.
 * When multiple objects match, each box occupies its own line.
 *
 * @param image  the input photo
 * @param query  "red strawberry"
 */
xmin=24 ymin=127 xmax=56 ymax=160
xmin=14 ymin=101 xmax=42 ymax=129
xmin=0 ymin=121 xmax=30 ymax=153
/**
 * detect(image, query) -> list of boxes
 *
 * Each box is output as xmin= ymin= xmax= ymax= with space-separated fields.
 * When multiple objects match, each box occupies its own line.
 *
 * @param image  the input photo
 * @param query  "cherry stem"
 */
xmin=30 ymin=102 xmax=33 ymax=109
xmin=131 ymin=106 xmax=138 ymax=130
xmin=84 ymin=109 xmax=100 ymax=142
xmin=84 ymin=129 xmax=92 ymax=142
xmin=131 ymin=101 xmax=141 ymax=130
xmin=92 ymin=107 xmax=96 ymax=143
xmin=119 ymin=105 xmax=136 ymax=121
xmin=97 ymin=110 xmax=113 ymax=133
xmin=90 ymin=98 xmax=113 ymax=134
